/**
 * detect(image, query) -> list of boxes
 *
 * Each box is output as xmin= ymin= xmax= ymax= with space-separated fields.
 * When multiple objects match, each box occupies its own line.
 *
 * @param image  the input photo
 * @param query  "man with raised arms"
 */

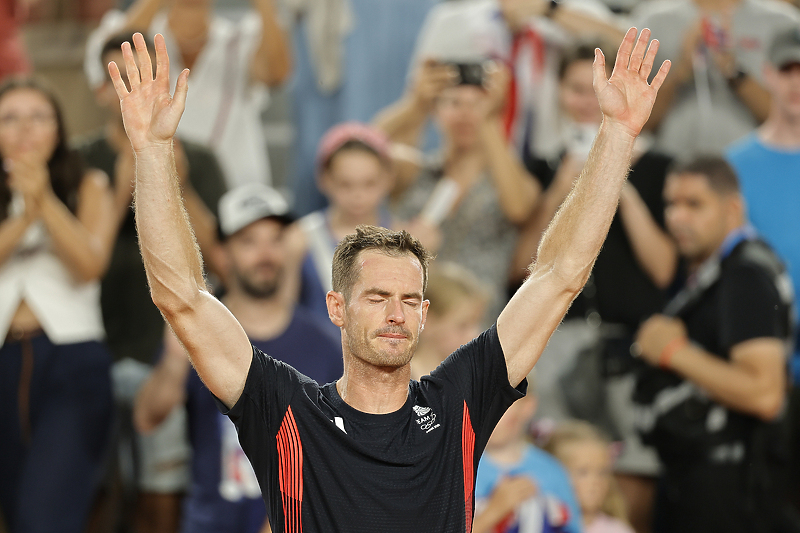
xmin=107 ymin=28 xmax=669 ymax=533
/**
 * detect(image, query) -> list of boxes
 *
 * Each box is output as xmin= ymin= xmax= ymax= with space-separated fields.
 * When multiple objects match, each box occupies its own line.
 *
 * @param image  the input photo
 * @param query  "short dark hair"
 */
xmin=668 ymin=155 xmax=740 ymax=195
xmin=101 ymin=31 xmax=153 ymax=63
xmin=558 ymin=40 xmax=615 ymax=80
xmin=322 ymin=139 xmax=387 ymax=172
xmin=331 ymin=225 xmax=432 ymax=300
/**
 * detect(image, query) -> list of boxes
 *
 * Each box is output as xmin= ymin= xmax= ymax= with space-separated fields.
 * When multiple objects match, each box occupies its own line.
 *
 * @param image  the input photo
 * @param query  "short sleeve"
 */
xmin=431 ymin=326 xmax=527 ymax=448
xmin=719 ymin=263 xmax=786 ymax=352
xmin=216 ymin=344 xmax=307 ymax=437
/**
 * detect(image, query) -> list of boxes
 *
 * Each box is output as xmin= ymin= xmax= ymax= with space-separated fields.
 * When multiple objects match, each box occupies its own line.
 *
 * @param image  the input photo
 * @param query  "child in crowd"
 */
xmin=546 ymin=421 xmax=634 ymax=533
xmin=474 ymin=387 xmax=581 ymax=533
xmin=410 ymin=262 xmax=489 ymax=380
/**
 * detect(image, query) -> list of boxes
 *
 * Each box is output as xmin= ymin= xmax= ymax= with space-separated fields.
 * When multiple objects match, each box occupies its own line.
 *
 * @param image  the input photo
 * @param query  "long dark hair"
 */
xmin=0 ymin=78 xmax=85 ymax=221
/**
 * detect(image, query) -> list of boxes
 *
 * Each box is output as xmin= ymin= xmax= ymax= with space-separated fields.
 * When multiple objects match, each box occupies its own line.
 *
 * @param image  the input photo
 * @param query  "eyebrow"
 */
xmin=363 ymin=287 xmax=423 ymax=301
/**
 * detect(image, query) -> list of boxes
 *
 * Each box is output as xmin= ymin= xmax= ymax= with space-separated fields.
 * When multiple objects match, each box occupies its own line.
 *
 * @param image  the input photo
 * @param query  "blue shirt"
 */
xmin=726 ymin=133 xmax=800 ymax=380
xmin=476 ymin=444 xmax=582 ymax=533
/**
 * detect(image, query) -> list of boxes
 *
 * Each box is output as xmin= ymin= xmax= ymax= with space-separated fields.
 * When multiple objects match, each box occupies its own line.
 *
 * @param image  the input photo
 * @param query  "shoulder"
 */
xmin=726 ymin=133 xmax=760 ymax=160
xmin=80 ymin=168 xmax=111 ymax=192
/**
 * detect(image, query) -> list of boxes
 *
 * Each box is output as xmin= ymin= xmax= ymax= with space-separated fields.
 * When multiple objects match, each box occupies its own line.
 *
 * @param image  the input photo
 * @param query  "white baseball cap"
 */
xmin=218 ymin=183 xmax=293 ymax=238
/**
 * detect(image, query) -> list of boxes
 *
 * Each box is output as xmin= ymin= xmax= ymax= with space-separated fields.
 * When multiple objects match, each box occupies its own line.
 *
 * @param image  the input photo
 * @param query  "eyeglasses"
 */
xmin=0 ymin=112 xmax=57 ymax=129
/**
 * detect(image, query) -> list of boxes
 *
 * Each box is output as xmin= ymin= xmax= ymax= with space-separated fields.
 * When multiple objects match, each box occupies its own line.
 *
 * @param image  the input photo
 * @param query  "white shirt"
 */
xmin=0 ymin=196 xmax=105 ymax=345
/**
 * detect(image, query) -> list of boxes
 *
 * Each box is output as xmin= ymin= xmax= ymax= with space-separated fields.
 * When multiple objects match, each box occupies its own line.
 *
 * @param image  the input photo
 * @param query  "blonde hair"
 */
xmin=544 ymin=421 xmax=630 ymax=526
xmin=425 ymin=263 xmax=490 ymax=318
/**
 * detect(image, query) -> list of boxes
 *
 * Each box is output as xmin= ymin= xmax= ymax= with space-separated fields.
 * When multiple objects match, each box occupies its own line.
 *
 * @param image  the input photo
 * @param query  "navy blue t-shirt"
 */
xmin=184 ymin=307 xmax=342 ymax=532
xmin=220 ymin=325 xmax=526 ymax=533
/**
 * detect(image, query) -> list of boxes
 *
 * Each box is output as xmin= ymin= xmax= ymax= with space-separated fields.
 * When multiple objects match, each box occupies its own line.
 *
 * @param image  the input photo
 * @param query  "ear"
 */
xmin=420 ymin=299 xmax=430 ymax=331
xmin=728 ymin=193 xmax=745 ymax=226
xmin=327 ymin=290 xmax=346 ymax=328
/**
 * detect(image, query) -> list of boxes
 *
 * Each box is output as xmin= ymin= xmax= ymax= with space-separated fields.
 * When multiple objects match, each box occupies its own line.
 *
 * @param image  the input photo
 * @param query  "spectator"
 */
xmin=632 ymin=156 xmax=794 ymax=533
xmin=84 ymin=0 xmax=290 ymax=189
xmin=407 ymin=0 xmax=624 ymax=161
xmin=634 ymin=0 xmax=800 ymax=157
xmin=727 ymin=26 xmax=800 ymax=383
xmin=509 ymin=41 xmax=674 ymax=533
xmin=410 ymin=262 xmax=490 ymax=381
xmin=78 ymin=31 xmax=227 ymax=533
xmin=292 ymin=122 xmax=395 ymax=325
xmin=474 ymin=385 xmax=582 ymax=533
xmin=134 ymin=183 xmax=342 ymax=533
xmin=545 ymin=421 xmax=635 ymax=533
xmin=0 ymin=78 xmax=116 ymax=532
xmin=287 ymin=0 xmax=436 ymax=216
xmin=380 ymin=59 xmax=541 ymax=323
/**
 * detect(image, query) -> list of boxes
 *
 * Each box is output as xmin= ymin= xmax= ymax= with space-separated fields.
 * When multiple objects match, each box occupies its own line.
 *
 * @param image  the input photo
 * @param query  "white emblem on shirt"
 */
xmin=413 ymin=405 xmax=440 ymax=433
xmin=333 ymin=416 xmax=347 ymax=434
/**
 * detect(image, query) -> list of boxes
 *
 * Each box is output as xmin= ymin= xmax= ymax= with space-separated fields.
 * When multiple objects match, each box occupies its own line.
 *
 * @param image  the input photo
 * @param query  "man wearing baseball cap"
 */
xmin=135 ymin=183 xmax=342 ymax=533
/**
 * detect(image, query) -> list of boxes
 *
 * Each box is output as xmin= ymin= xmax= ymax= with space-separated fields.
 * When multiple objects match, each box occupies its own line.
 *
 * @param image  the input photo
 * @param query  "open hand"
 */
xmin=593 ymin=28 xmax=671 ymax=138
xmin=107 ymin=33 xmax=189 ymax=153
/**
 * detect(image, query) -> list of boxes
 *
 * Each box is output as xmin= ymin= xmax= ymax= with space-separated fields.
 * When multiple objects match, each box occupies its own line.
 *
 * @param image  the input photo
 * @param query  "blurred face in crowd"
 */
xmin=321 ymin=148 xmax=392 ymax=220
xmin=664 ymin=173 xmax=742 ymax=267
xmin=224 ymin=218 xmax=287 ymax=299
xmin=0 ymin=87 xmax=59 ymax=163
xmin=424 ymin=295 xmax=486 ymax=359
xmin=435 ymin=85 xmax=483 ymax=151
xmin=486 ymin=394 xmax=536 ymax=450
xmin=764 ymin=62 xmax=800 ymax=121
xmin=560 ymin=439 xmax=613 ymax=518
xmin=336 ymin=250 xmax=428 ymax=369
xmin=560 ymin=59 xmax=603 ymax=125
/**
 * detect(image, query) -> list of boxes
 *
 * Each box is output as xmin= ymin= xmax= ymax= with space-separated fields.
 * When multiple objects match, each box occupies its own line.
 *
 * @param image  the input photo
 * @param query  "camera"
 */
xmin=450 ymin=62 xmax=486 ymax=87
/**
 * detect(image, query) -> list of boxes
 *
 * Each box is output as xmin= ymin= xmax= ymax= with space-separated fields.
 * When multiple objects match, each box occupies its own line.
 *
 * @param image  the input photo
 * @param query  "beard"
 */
xmin=345 ymin=323 xmax=420 ymax=369
xmin=233 ymin=262 xmax=282 ymax=299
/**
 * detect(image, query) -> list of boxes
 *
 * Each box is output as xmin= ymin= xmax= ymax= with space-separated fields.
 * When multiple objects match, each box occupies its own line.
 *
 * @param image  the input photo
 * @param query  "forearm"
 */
xmin=481 ymin=118 xmax=540 ymax=225
xmin=181 ymin=183 xmax=223 ymax=278
xmin=551 ymin=6 xmax=625 ymax=45
xmin=0 ymin=214 xmax=34 ymax=266
xmin=373 ymin=94 xmax=429 ymax=148
xmin=669 ymin=343 xmax=785 ymax=420
xmin=134 ymin=143 xmax=206 ymax=314
xmin=533 ymin=120 xmax=634 ymax=288
xmin=618 ymin=187 xmax=677 ymax=288
xmin=134 ymin=350 xmax=190 ymax=434
xmin=732 ymin=76 xmax=771 ymax=123
xmin=39 ymin=193 xmax=112 ymax=282
xmin=250 ymin=0 xmax=291 ymax=86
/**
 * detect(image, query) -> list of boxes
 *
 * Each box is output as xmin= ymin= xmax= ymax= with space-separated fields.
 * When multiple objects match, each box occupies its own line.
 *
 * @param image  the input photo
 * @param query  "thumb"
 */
xmin=171 ymin=68 xmax=190 ymax=115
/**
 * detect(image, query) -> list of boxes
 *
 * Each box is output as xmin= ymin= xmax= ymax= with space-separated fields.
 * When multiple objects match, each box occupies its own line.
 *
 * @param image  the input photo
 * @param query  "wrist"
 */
xmin=599 ymin=118 xmax=639 ymax=144
xmin=659 ymin=336 xmax=688 ymax=369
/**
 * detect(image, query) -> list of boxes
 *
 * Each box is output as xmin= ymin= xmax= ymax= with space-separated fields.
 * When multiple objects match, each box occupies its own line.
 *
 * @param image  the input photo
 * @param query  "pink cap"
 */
xmin=316 ymin=122 xmax=391 ymax=172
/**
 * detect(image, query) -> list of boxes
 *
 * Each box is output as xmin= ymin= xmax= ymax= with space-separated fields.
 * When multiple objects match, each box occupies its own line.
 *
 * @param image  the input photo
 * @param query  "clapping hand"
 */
xmin=593 ymin=28 xmax=671 ymax=138
xmin=107 ymin=33 xmax=189 ymax=153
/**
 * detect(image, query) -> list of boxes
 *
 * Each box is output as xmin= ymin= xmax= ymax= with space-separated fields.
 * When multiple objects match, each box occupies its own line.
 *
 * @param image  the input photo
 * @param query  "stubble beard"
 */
xmin=345 ymin=323 xmax=419 ymax=369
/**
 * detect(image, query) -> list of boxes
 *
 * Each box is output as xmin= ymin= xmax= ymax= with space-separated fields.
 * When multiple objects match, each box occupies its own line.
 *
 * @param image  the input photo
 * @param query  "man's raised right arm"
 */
xmin=109 ymin=33 xmax=252 ymax=408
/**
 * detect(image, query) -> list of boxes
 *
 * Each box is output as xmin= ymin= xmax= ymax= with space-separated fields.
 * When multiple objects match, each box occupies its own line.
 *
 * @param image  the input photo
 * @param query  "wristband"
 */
xmin=659 ymin=337 xmax=688 ymax=369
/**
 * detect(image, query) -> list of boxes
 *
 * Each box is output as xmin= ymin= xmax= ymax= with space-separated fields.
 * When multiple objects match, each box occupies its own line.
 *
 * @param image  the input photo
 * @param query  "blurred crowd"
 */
xmin=1 ymin=0 xmax=800 ymax=532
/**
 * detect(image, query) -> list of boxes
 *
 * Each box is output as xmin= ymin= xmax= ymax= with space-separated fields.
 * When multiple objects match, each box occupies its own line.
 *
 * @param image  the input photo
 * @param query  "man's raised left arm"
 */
xmin=497 ymin=28 xmax=670 ymax=387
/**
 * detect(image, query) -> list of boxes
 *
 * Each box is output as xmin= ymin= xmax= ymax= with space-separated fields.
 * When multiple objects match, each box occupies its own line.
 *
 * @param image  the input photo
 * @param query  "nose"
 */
xmin=386 ymin=298 xmax=406 ymax=325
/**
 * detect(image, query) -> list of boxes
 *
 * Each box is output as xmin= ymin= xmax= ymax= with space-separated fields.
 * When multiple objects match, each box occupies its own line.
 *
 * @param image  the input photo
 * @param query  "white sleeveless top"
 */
xmin=0 ymin=194 xmax=105 ymax=345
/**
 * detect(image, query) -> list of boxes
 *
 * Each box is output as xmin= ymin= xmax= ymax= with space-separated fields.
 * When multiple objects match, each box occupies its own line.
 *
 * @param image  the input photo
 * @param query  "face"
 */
xmin=560 ymin=59 xmax=603 ymax=124
xmin=0 ymin=88 xmax=59 ymax=162
xmin=425 ymin=297 xmax=486 ymax=358
xmin=322 ymin=150 xmax=391 ymax=219
xmin=765 ymin=62 xmax=800 ymax=121
xmin=224 ymin=218 xmax=287 ymax=299
xmin=487 ymin=395 xmax=536 ymax=449
xmin=561 ymin=440 xmax=612 ymax=517
xmin=664 ymin=173 xmax=740 ymax=265
xmin=435 ymin=85 xmax=483 ymax=150
xmin=333 ymin=250 xmax=429 ymax=369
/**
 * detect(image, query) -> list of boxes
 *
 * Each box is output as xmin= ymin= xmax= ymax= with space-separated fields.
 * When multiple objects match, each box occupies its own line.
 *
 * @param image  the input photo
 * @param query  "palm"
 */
xmin=593 ymin=28 xmax=670 ymax=137
xmin=108 ymin=34 xmax=189 ymax=152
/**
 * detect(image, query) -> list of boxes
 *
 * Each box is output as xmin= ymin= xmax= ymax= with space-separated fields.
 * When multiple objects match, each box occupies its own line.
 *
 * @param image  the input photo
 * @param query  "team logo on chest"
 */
xmin=413 ymin=405 xmax=440 ymax=433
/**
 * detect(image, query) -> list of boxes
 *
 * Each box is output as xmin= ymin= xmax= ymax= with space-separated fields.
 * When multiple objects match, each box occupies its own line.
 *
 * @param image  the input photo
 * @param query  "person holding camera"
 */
xmin=375 ymin=57 xmax=542 ymax=324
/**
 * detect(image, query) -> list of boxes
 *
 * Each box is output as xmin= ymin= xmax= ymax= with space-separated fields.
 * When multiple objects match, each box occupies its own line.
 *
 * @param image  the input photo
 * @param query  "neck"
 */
xmin=485 ymin=438 xmax=526 ymax=466
xmin=444 ymin=146 xmax=485 ymax=182
xmin=337 ymin=356 xmax=410 ymax=414
xmin=758 ymin=113 xmax=800 ymax=148
xmin=222 ymin=289 xmax=292 ymax=340
xmin=327 ymin=208 xmax=381 ymax=241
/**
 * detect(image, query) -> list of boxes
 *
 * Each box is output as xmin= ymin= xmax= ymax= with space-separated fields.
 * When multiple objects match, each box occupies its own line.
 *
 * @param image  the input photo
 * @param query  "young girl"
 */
xmin=546 ymin=421 xmax=635 ymax=533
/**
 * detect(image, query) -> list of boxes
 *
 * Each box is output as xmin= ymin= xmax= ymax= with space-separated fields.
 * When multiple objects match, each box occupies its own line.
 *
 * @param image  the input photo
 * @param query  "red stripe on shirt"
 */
xmin=277 ymin=406 xmax=303 ymax=532
xmin=462 ymin=401 xmax=475 ymax=533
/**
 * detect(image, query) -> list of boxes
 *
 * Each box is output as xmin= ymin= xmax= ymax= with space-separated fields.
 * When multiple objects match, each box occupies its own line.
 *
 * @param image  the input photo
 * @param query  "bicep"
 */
xmin=166 ymin=290 xmax=253 ymax=409
xmin=730 ymin=338 xmax=786 ymax=390
xmin=497 ymin=268 xmax=580 ymax=386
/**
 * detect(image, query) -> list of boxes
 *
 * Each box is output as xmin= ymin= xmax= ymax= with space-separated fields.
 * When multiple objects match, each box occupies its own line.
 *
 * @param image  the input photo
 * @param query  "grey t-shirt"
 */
xmin=634 ymin=0 xmax=800 ymax=157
